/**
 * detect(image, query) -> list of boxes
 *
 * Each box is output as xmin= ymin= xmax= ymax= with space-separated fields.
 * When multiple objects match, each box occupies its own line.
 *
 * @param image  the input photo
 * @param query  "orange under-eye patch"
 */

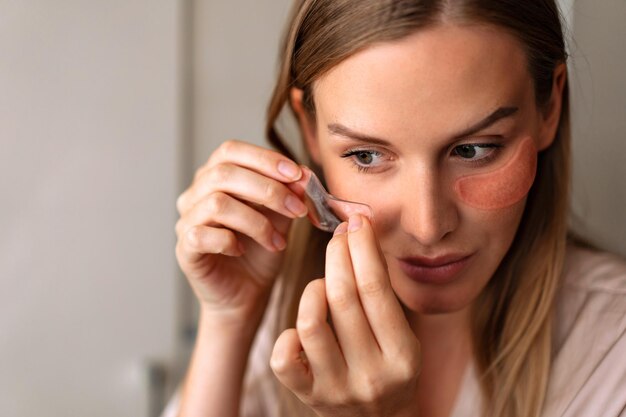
xmin=453 ymin=136 xmax=537 ymax=210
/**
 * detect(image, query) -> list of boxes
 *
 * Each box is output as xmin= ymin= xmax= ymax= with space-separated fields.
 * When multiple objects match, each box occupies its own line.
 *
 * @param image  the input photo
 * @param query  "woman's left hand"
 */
xmin=271 ymin=214 xmax=422 ymax=417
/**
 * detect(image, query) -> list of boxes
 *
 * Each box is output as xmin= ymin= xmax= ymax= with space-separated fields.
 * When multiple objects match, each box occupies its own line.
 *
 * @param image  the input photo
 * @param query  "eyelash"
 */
xmin=340 ymin=143 xmax=504 ymax=173
xmin=453 ymin=143 xmax=504 ymax=166
xmin=340 ymin=149 xmax=384 ymax=173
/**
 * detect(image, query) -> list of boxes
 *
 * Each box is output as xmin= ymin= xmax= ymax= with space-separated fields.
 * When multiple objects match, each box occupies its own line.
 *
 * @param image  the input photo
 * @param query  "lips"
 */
xmin=396 ymin=252 xmax=474 ymax=285
xmin=399 ymin=253 xmax=472 ymax=267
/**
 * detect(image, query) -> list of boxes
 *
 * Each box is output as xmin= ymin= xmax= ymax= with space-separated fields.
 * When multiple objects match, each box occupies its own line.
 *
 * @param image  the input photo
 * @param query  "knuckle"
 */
xmin=269 ymin=353 xmax=289 ymax=374
xmin=252 ymin=217 xmax=273 ymax=239
xmin=387 ymin=345 xmax=421 ymax=382
xmin=184 ymin=226 xmax=201 ymax=248
xmin=355 ymin=374 xmax=387 ymax=403
xmin=176 ymin=238 xmax=196 ymax=264
xmin=258 ymin=148 xmax=274 ymax=165
xmin=193 ymin=165 xmax=206 ymax=181
xmin=296 ymin=315 xmax=324 ymax=339
xmin=262 ymin=181 xmax=279 ymax=204
xmin=205 ymin=192 xmax=228 ymax=216
xmin=218 ymin=231 xmax=239 ymax=255
xmin=326 ymin=284 xmax=354 ymax=311
xmin=397 ymin=350 xmax=422 ymax=380
xmin=311 ymin=387 xmax=349 ymax=408
xmin=270 ymin=331 xmax=294 ymax=374
xmin=357 ymin=278 xmax=387 ymax=297
xmin=219 ymin=139 xmax=239 ymax=157
xmin=175 ymin=241 xmax=191 ymax=266
xmin=208 ymin=163 xmax=232 ymax=184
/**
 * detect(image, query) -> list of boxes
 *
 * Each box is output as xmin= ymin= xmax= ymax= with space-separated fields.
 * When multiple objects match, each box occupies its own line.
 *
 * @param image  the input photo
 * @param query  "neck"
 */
xmin=407 ymin=304 xmax=473 ymax=352
xmin=407 ymin=306 xmax=474 ymax=417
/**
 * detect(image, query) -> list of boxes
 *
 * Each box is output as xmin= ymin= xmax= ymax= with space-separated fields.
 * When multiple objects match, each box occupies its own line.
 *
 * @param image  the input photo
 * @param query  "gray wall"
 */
xmin=191 ymin=0 xmax=295 ymax=165
xmin=0 ymin=1 xmax=182 ymax=416
xmin=569 ymin=1 xmax=626 ymax=254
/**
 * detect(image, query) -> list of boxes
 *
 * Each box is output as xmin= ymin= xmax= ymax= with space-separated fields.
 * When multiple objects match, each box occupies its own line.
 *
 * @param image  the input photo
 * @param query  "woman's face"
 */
xmin=299 ymin=23 xmax=564 ymax=315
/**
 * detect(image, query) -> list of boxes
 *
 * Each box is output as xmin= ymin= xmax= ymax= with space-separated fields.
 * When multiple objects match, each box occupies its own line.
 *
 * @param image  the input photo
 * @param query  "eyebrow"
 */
xmin=327 ymin=106 xmax=519 ymax=146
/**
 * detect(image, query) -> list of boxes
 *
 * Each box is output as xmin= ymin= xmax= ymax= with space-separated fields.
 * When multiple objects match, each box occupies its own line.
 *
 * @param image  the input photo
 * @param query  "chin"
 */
xmin=401 ymin=293 xmax=470 ymax=315
xmin=387 ymin=258 xmax=488 ymax=317
xmin=392 ymin=277 xmax=477 ymax=316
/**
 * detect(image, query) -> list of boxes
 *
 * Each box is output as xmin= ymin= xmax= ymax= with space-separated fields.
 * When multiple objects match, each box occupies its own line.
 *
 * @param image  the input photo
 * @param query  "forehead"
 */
xmin=314 ymin=23 xmax=533 ymax=141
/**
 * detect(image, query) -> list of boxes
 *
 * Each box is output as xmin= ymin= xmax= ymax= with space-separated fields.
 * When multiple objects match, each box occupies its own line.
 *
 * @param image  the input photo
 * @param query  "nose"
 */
xmin=398 ymin=167 xmax=458 ymax=247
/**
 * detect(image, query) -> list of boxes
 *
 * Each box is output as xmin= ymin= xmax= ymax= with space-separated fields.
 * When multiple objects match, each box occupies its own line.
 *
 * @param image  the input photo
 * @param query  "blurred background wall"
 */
xmin=0 ymin=1 xmax=183 ymax=416
xmin=568 ymin=1 xmax=626 ymax=253
xmin=0 ymin=1 xmax=623 ymax=416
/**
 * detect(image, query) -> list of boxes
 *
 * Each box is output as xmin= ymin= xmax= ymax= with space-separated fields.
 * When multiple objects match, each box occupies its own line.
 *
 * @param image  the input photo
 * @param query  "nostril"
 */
xmin=399 ymin=201 xmax=458 ymax=246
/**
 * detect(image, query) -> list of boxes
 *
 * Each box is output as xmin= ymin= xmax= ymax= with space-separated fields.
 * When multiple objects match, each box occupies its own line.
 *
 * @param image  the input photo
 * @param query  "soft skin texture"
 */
xmin=272 ymin=216 xmax=421 ymax=417
xmin=287 ymin=22 xmax=567 ymax=417
xmin=454 ymin=136 xmax=538 ymax=210
xmin=294 ymin=23 xmax=565 ymax=316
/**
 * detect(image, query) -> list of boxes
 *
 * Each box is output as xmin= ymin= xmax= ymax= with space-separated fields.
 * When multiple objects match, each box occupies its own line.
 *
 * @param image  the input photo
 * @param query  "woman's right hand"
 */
xmin=175 ymin=140 xmax=309 ymax=326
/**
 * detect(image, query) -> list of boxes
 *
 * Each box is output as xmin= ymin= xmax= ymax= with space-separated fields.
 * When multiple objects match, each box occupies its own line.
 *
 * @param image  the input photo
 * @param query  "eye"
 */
xmin=340 ymin=149 xmax=384 ymax=173
xmin=352 ymin=150 xmax=376 ymax=165
xmin=453 ymin=143 xmax=502 ymax=165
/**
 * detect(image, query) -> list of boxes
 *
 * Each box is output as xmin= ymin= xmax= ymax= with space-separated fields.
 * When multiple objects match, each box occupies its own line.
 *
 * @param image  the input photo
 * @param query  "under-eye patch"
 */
xmin=301 ymin=166 xmax=373 ymax=232
xmin=453 ymin=136 xmax=537 ymax=210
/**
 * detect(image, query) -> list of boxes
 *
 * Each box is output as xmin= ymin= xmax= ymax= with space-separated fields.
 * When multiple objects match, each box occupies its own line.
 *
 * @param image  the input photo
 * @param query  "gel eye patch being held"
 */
xmin=453 ymin=136 xmax=538 ymax=210
xmin=300 ymin=166 xmax=373 ymax=232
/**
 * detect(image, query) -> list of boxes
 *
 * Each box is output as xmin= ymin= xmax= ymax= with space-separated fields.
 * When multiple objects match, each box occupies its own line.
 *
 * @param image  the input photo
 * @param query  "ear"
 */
xmin=290 ymin=88 xmax=321 ymax=165
xmin=536 ymin=62 xmax=568 ymax=151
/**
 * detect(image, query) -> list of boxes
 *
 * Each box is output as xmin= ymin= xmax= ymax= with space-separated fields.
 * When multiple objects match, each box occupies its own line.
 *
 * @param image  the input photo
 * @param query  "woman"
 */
xmin=170 ymin=1 xmax=626 ymax=416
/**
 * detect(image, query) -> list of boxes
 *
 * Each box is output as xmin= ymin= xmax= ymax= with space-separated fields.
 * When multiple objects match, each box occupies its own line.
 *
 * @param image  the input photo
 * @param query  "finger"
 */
xmin=271 ymin=328 xmax=314 ymax=395
xmin=176 ymin=225 xmax=241 ymax=265
xmin=177 ymin=192 xmax=286 ymax=252
xmin=179 ymin=163 xmax=308 ymax=220
xmin=178 ymin=139 xmax=302 ymax=214
xmin=346 ymin=214 xmax=415 ymax=354
xmin=324 ymin=222 xmax=380 ymax=368
xmin=285 ymin=164 xmax=312 ymax=200
xmin=186 ymin=139 xmax=302 ymax=196
xmin=297 ymin=278 xmax=346 ymax=383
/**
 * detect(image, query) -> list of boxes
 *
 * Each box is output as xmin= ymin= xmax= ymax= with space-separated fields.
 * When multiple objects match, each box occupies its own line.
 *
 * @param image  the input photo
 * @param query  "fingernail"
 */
xmin=348 ymin=214 xmax=362 ymax=232
xmin=272 ymin=231 xmax=286 ymax=251
xmin=333 ymin=222 xmax=348 ymax=236
xmin=285 ymin=194 xmax=308 ymax=217
xmin=277 ymin=160 xmax=301 ymax=181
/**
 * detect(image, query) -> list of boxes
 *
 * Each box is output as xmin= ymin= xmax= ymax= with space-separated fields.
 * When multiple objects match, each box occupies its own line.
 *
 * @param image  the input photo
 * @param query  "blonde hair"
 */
xmin=263 ymin=1 xmax=588 ymax=416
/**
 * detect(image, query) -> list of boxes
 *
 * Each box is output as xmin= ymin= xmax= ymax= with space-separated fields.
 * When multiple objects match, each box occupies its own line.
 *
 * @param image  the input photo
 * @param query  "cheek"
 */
xmin=453 ymin=136 xmax=537 ymax=210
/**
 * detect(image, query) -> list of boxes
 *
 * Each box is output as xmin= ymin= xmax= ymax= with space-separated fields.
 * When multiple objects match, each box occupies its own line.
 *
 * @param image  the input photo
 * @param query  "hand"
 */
xmin=174 ymin=140 xmax=308 ymax=325
xmin=271 ymin=214 xmax=422 ymax=417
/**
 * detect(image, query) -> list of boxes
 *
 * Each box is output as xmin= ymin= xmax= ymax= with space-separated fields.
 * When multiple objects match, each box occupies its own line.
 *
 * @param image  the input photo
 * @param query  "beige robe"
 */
xmin=162 ymin=244 xmax=626 ymax=417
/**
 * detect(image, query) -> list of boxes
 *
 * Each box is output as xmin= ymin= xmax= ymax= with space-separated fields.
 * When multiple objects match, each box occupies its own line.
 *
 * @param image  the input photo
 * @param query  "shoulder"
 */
xmin=561 ymin=243 xmax=626 ymax=295
xmin=554 ymin=242 xmax=626 ymax=351
xmin=544 ymin=244 xmax=626 ymax=417
xmin=555 ymin=244 xmax=626 ymax=343
xmin=554 ymin=243 xmax=626 ymax=348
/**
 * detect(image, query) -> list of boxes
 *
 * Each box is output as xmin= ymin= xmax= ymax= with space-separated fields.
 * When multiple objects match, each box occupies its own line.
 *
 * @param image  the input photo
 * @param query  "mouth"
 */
xmin=396 ymin=252 xmax=474 ymax=285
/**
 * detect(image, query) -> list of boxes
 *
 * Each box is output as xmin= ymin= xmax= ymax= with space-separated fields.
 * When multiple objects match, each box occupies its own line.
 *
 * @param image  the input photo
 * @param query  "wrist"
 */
xmin=198 ymin=296 xmax=271 ymax=340
xmin=198 ymin=309 xmax=259 ymax=340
